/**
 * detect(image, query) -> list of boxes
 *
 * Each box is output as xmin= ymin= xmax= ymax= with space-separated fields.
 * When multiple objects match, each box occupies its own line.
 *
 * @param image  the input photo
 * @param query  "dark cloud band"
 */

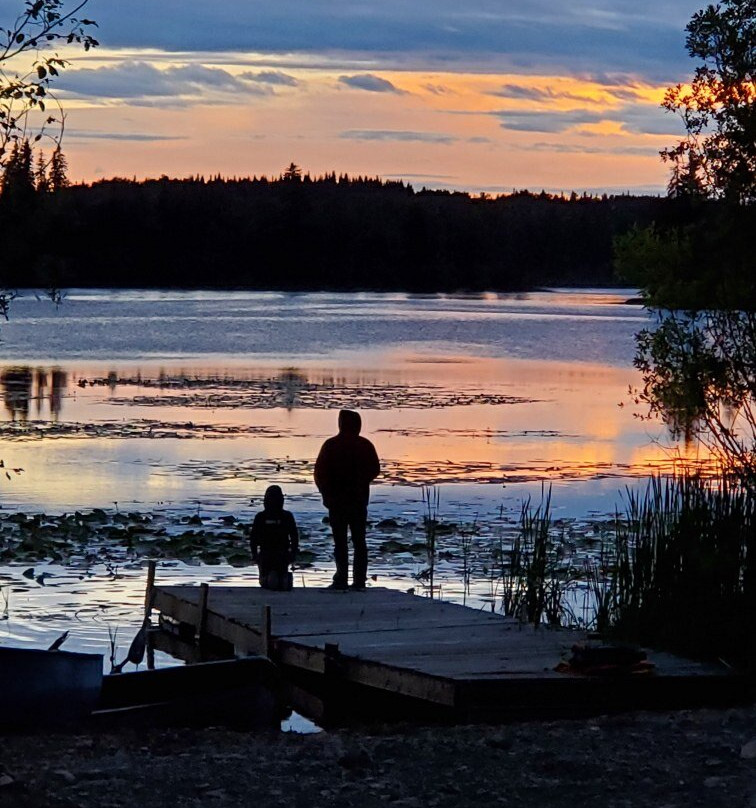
xmin=40 ymin=0 xmax=697 ymax=83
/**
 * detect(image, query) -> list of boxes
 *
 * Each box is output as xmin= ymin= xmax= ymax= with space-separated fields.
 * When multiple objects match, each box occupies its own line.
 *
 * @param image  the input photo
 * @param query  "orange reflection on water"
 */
xmin=0 ymin=354 xmax=713 ymax=511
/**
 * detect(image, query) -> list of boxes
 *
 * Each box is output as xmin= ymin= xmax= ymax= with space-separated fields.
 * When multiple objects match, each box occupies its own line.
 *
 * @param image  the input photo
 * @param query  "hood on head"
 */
xmin=338 ymin=409 xmax=361 ymax=435
xmin=263 ymin=484 xmax=284 ymax=511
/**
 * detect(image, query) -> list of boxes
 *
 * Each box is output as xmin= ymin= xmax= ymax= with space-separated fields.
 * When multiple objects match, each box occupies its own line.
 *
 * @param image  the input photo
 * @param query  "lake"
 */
xmin=0 ymin=288 xmax=693 ymax=664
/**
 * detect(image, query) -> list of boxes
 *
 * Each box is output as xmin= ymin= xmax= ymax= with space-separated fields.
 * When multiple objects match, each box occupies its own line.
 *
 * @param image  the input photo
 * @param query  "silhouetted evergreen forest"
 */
xmin=0 ymin=170 xmax=672 ymax=291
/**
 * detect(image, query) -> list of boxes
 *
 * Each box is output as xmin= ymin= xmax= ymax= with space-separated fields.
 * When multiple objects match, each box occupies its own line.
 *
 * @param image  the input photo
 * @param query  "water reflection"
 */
xmin=279 ymin=369 xmax=307 ymax=410
xmin=34 ymin=368 xmax=46 ymax=417
xmin=0 ymin=353 xmax=713 ymax=515
xmin=2 ymin=367 xmax=33 ymax=420
xmin=0 ymin=290 xmax=709 ymax=681
xmin=50 ymin=368 xmax=65 ymax=418
xmin=0 ymin=289 xmax=702 ymax=513
xmin=2 ymin=366 xmax=67 ymax=421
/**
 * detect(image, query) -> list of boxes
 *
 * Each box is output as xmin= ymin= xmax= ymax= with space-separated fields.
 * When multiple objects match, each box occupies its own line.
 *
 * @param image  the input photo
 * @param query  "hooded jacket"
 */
xmin=250 ymin=485 xmax=299 ymax=567
xmin=314 ymin=410 xmax=380 ymax=510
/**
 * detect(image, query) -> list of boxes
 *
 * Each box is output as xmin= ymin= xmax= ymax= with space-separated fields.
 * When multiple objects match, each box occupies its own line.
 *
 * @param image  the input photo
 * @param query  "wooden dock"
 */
xmin=151 ymin=584 xmax=749 ymax=724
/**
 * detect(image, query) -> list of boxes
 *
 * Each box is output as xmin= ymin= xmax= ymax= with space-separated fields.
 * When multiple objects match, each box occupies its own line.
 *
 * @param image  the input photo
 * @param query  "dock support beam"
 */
xmin=144 ymin=560 xmax=156 ymax=620
xmin=196 ymin=582 xmax=210 ymax=643
xmin=260 ymin=605 xmax=271 ymax=658
xmin=143 ymin=560 xmax=158 ymax=671
xmin=321 ymin=642 xmax=349 ymax=723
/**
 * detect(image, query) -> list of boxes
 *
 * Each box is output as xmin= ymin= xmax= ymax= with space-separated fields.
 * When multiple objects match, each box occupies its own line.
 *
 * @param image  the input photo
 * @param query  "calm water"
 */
xmin=0 ymin=288 xmax=695 ymax=666
xmin=0 ymin=287 xmax=688 ymax=516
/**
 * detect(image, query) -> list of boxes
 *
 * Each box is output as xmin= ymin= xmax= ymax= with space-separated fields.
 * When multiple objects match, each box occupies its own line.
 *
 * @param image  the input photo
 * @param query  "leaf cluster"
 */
xmin=661 ymin=0 xmax=756 ymax=203
xmin=613 ymin=202 xmax=755 ymax=309
xmin=1 ymin=1 xmax=98 ymax=167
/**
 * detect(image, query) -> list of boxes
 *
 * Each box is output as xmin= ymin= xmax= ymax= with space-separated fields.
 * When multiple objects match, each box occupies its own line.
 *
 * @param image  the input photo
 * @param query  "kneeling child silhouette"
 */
xmin=249 ymin=485 xmax=299 ymax=591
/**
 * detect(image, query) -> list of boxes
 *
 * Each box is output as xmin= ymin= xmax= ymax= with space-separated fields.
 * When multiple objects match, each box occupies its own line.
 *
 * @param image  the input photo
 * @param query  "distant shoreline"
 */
xmin=0 ymin=176 xmax=676 ymax=292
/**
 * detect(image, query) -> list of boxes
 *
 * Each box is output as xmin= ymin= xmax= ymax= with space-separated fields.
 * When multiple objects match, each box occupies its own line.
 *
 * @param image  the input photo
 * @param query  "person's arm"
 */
xmin=249 ymin=514 xmax=261 ymax=562
xmin=315 ymin=440 xmax=336 ymax=506
xmin=287 ymin=512 xmax=299 ymax=562
xmin=366 ymin=440 xmax=380 ymax=482
xmin=314 ymin=442 xmax=328 ymax=492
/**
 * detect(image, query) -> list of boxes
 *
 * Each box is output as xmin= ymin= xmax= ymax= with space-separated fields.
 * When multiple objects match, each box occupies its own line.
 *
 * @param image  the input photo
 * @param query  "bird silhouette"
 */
xmin=47 ymin=630 xmax=69 ymax=651
xmin=111 ymin=619 xmax=149 ymax=673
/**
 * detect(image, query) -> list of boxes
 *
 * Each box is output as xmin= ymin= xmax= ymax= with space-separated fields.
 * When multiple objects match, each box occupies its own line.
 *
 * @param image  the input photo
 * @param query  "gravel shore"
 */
xmin=3 ymin=706 xmax=756 ymax=807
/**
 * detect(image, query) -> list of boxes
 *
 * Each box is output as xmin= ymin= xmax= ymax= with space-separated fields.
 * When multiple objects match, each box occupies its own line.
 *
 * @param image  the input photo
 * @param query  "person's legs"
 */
xmin=328 ymin=509 xmax=349 ymax=587
xmin=266 ymin=569 xmax=293 ymax=591
xmin=257 ymin=562 xmax=269 ymax=588
xmin=348 ymin=506 xmax=368 ymax=588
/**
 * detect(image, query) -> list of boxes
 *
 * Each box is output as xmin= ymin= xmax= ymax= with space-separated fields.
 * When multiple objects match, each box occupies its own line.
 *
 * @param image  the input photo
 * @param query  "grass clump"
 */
xmin=500 ymin=485 xmax=572 ymax=627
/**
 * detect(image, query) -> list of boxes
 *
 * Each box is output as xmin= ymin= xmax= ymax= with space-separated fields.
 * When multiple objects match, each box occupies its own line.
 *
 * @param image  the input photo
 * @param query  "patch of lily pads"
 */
xmin=0 ymin=508 xmax=438 ymax=569
xmin=157 ymin=455 xmax=682 ymax=487
xmin=0 ymin=419 xmax=290 ymax=442
xmin=0 ymin=510 xmax=255 ymax=567
xmin=0 ymin=503 xmax=624 ymax=626
xmin=77 ymin=372 xmax=536 ymax=411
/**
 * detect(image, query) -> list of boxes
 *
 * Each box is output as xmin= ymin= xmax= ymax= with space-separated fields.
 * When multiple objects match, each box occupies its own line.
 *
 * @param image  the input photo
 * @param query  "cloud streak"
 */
xmin=67 ymin=131 xmax=188 ymax=142
xmin=487 ymin=102 xmax=684 ymax=135
xmin=492 ymin=108 xmax=607 ymax=133
xmin=59 ymin=61 xmax=271 ymax=100
xmin=240 ymin=70 xmax=299 ymax=86
xmin=517 ymin=141 xmax=661 ymax=156
xmin=338 ymin=74 xmax=403 ymax=93
xmin=341 ymin=129 xmax=457 ymax=144
xmin=489 ymin=82 xmax=645 ymax=104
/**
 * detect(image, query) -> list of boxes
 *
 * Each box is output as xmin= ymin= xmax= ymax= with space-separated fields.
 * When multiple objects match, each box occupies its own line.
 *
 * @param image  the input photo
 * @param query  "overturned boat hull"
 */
xmin=96 ymin=656 xmax=285 ymax=729
xmin=0 ymin=646 xmax=104 ymax=728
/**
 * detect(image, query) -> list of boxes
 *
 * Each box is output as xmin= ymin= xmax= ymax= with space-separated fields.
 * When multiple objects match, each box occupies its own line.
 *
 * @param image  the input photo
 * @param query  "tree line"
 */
xmin=0 ymin=161 xmax=679 ymax=292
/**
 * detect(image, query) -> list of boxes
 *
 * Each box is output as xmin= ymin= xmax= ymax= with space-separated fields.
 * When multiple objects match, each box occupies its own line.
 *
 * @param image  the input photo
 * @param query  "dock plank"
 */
xmin=157 ymin=584 xmax=508 ymax=636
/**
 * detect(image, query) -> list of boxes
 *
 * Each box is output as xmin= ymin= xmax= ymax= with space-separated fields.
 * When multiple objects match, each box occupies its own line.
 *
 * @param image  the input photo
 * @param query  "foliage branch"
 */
xmin=618 ymin=1 xmax=756 ymax=480
xmin=660 ymin=0 xmax=755 ymax=203
xmin=0 ymin=0 xmax=97 ymax=314
xmin=614 ymin=0 xmax=754 ymax=308
xmin=1 ymin=0 xmax=97 ymax=164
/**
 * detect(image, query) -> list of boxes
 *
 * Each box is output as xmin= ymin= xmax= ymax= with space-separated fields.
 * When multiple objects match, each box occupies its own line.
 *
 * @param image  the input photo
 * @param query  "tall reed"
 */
xmin=459 ymin=519 xmax=476 ymax=605
xmin=609 ymin=471 xmax=756 ymax=668
xmin=500 ymin=485 xmax=568 ymax=626
xmin=421 ymin=486 xmax=440 ymax=599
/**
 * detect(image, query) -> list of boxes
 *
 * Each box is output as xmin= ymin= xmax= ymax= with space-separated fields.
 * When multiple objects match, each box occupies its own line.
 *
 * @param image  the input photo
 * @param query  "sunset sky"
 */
xmin=2 ymin=0 xmax=703 ymax=194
